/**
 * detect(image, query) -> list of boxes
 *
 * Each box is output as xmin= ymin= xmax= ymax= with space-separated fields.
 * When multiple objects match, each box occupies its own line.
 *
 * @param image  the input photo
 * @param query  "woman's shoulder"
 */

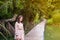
xmin=15 ymin=22 xmax=23 ymax=25
xmin=15 ymin=22 xmax=17 ymax=24
xmin=15 ymin=22 xmax=19 ymax=25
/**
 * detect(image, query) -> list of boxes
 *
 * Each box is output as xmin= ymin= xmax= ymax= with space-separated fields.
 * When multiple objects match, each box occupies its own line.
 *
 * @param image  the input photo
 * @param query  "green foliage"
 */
xmin=52 ymin=13 xmax=60 ymax=23
xmin=0 ymin=0 xmax=60 ymax=20
xmin=0 ymin=0 xmax=25 ymax=19
xmin=16 ymin=0 xmax=24 ymax=9
xmin=47 ymin=18 xmax=53 ymax=25
xmin=51 ymin=10 xmax=60 ymax=23
xmin=0 ymin=0 xmax=13 ymax=19
xmin=34 ymin=13 xmax=40 ymax=23
xmin=45 ymin=25 xmax=60 ymax=40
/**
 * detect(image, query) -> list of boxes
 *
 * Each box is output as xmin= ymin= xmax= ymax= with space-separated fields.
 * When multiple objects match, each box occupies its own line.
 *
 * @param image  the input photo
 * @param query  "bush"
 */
xmin=47 ymin=18 xmax=53 ymax=25
xmin=52 ymin=13 xmax=60 ymax=23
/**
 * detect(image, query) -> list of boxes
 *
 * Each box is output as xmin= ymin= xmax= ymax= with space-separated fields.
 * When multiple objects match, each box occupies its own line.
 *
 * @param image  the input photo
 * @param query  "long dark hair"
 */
xmin=16 ymin=15 xmax=23 ymax=23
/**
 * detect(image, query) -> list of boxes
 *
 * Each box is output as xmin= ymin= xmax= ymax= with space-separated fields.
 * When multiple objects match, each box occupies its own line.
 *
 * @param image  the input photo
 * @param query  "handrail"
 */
xmin=0 ymin=32 xmax=7 ymax=40
xmin=0 ymin=24 xmax=12 ymax=36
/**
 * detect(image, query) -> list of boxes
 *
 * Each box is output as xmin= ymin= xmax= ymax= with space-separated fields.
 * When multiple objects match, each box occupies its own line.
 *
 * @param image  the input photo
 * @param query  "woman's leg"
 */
xmin=21 ymin=35 xmax=24 ymax=40
xmin=16 ymin=39 xmax=18 ymax=40
xmin=19 ymin=39 xmax=21 ymax=40
xmin=16 ymin=35 xmax=19 ymax=40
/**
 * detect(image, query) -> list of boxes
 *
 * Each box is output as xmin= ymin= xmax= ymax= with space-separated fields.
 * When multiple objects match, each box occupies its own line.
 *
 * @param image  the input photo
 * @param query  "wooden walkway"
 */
xmin=25 ymin=19 xmax=46 ymax=40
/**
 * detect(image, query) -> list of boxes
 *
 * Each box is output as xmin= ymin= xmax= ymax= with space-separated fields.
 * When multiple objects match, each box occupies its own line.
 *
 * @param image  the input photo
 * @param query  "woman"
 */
xmin=15 ymin=15 xmax=24 ymax=40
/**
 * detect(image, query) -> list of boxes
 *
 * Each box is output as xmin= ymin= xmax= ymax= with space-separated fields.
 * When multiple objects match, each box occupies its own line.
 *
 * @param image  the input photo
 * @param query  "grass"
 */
xmin=45 ymin=25 xmax=60 ymax=40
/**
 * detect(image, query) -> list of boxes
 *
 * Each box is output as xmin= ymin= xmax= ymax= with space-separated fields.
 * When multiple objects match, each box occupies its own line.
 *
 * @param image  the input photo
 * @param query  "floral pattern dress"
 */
xmin=15 ymin=22 xmax=24 ymax=40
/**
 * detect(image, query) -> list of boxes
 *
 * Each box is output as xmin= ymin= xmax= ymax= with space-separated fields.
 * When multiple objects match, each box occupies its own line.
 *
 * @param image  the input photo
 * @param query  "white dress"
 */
xmin=15 ymin=22 xmax=24 ymax=40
